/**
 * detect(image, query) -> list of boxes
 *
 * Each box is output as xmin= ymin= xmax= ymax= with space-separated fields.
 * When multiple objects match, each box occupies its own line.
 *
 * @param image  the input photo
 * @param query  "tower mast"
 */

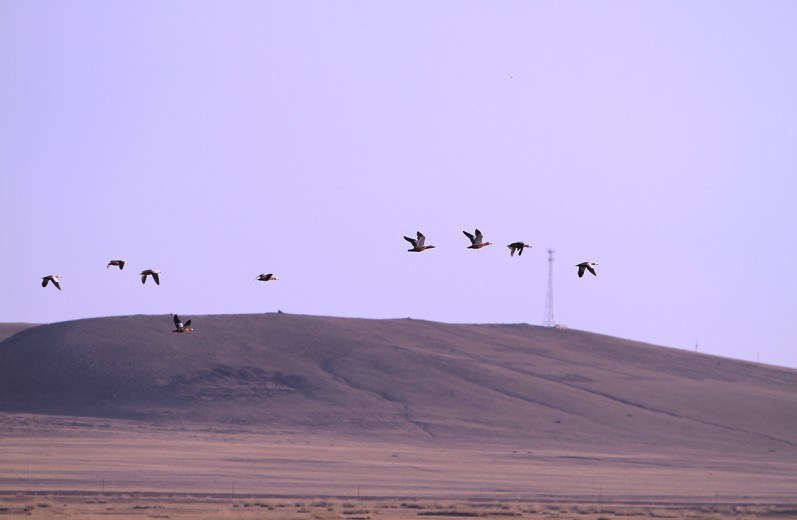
xmin=542 ymin=248 xmax=556 ymax=327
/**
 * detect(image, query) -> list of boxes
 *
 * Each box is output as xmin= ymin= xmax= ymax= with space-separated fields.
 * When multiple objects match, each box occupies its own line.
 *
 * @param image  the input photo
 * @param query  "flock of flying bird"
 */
xmin=38 ymin=228 xmax=598 ymax=334
xmin=405 ymin=229 xmax=598 ymax=277
xmin=39 ymin=261 xmax=279 ymax=334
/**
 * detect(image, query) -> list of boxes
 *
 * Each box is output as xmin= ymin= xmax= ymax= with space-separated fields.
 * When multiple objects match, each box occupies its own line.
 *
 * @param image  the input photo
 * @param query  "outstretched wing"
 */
xmin=403 ymin=235 xmax=418 ymax=247
xmin=462 ymin=230 xmax=475 ymax=244
xmin=577 ymin=265 xmax=586 ymax=277
xmin=586 ymin=265 xmax=597 ymax=276
xmin=415 ymin=232 xmax=426 ymax=248
xmin=152 ymin=272 xmax=160 ymax=285
xmin=42 ymin=278 xmax=49 ymax=287
xmin=173 ymin=314 xmax=182 ymax=328
xmin=141 ymin=273 xmax=147 ymax=284
xmin=184 ymin=320 xmax=192 ymax=328
xmin=53 ymin=280 xmax=61 ymax=290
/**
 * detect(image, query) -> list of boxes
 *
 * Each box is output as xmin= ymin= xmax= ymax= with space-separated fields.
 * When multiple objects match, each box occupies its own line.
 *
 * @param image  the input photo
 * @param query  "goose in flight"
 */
xmin=256 ymin=273 xmax=279 ymax=282
xmin=404 ymin=231 xmax=436 ymax=252
xmin=507 ymin=242 xmax=531 ymax=257
xmin=576 ymin=262 xmax=598 ymax=277
xmin=463 ymin=229 xmax=492 ymax=249
xmin=41 ymin=274 xmax=62 ymax=290
xmin=107 ymin=260 xmax=126 ymax=270
xmin=140 ymin=269 xmax=161 ymax=285
xmin=172 ymin=314 xmax=193 ymax=333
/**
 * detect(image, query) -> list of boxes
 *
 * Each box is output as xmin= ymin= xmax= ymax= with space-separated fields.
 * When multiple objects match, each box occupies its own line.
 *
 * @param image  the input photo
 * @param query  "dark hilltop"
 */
xmin=0 ymin=313 xmax=795 ymax=456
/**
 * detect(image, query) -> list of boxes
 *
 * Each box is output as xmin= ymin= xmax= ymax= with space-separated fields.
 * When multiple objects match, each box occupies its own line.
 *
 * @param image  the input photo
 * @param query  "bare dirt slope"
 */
xmin=0 ymin=313 xmax=795 ymax=456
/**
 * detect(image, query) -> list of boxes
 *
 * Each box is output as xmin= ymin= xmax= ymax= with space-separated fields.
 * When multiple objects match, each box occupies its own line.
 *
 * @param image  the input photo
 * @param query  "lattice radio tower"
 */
xmin=542 ymin=248 xmax=556 ymax=327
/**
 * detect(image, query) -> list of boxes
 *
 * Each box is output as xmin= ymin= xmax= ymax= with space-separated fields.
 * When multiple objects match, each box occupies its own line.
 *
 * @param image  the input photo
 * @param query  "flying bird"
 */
xmin=576 ymin=262 xmax=598 ymax=277
xmin=172 ymin=314 xmax=193 ymax=333
xmin=507 ymin=242 xmax=531 ymax=257
xmin=41 ymin=275 xmax=62 ymax=290
xmin=140 ymin=269 xmax=161 ymax=285
xmin=404 ymin=231 xmax=436 ymax=252
xmin=107 ymin=260 xmax=126 ymax=270
xmin=463 ymin=229 xmax=492 ymax=249
xmin=256 ymin=273 xmax=279 ymax=282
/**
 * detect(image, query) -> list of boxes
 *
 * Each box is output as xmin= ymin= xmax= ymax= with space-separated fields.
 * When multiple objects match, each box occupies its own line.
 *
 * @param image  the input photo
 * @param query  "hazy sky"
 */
xmin=2 ymin=2 xmax=796 ymax=368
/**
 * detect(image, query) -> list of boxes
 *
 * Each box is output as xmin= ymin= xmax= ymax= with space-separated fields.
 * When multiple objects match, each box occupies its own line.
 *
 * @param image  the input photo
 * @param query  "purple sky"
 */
xmin=2 ymin=2 xmax=796 ymax=368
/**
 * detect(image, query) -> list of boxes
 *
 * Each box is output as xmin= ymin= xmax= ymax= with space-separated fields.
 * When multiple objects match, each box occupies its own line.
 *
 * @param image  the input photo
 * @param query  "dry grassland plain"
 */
xmin=2 ymin=414 xmax=797 ymax=519
xmin=3 ymin=495 xmax=797 ymax=520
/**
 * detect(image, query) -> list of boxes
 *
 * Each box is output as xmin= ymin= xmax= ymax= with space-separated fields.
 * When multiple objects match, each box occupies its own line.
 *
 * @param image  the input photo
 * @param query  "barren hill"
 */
xmin=0 ymin=322 xmax=36 ymax=342
xmin=1 ymin=313 xmax=795 ymax=455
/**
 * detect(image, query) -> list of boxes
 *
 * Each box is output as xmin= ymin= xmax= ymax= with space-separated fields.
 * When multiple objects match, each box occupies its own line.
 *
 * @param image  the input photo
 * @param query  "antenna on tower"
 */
xmin=542 ymin=248 xmax=556 ymax=327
